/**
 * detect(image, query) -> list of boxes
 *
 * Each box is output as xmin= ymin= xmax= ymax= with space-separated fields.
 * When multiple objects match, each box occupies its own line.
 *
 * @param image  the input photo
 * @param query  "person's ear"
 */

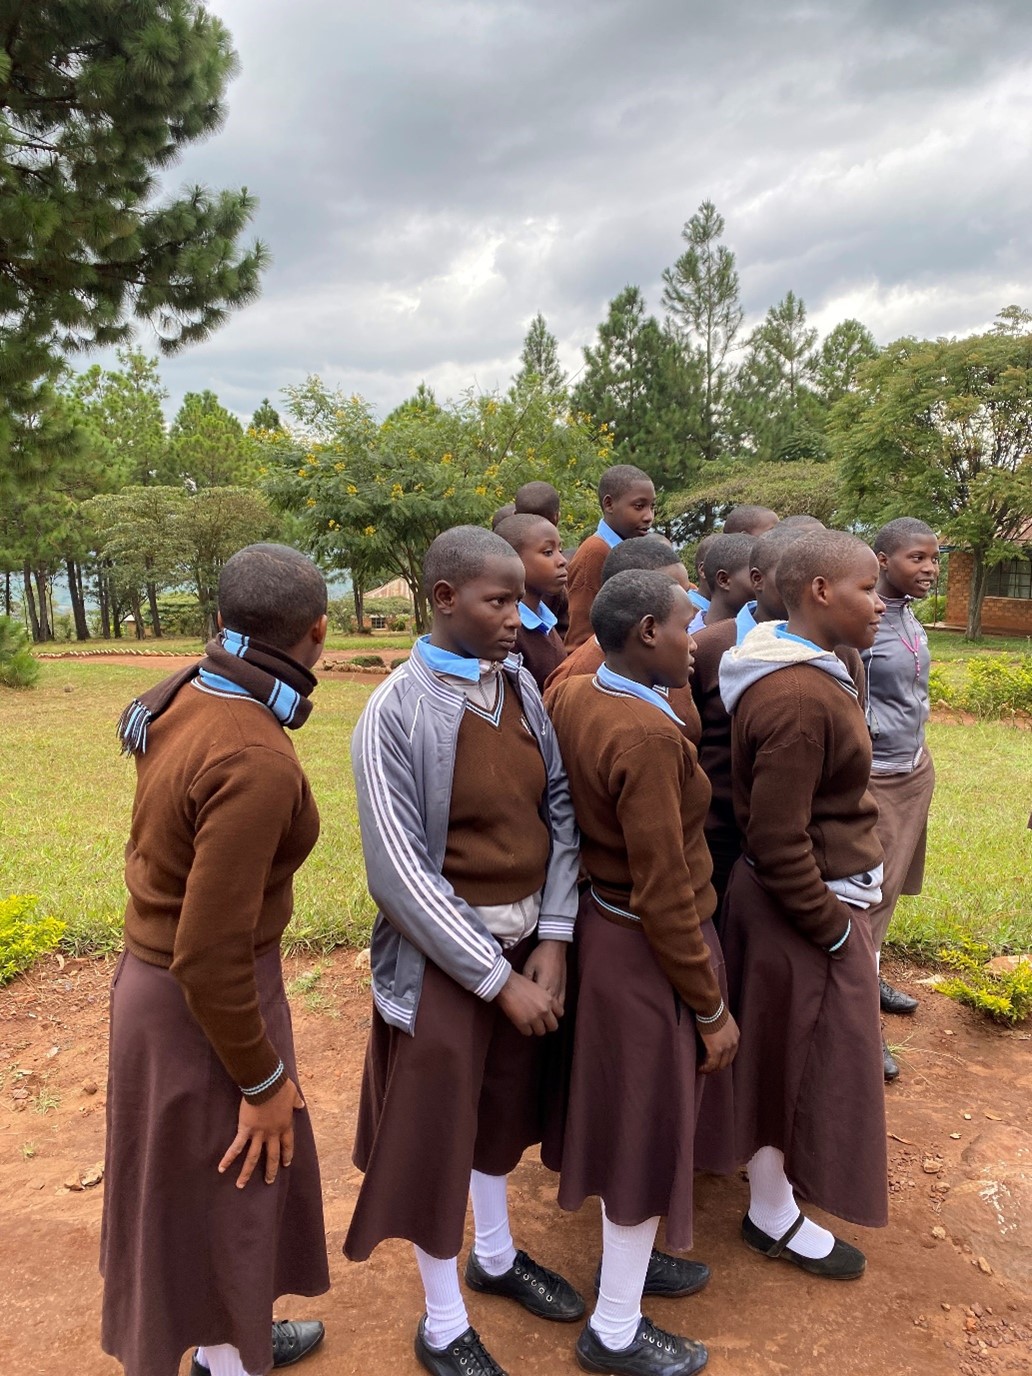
xmin=750 ymin=567 xmax=763 ymax=594
xmin=601 ymin=493 xmax=615 ymax=515
xmin=432 ymin=578 xmax=457 ymax=615
xmin=715 ymin=568 xmax=731 ymax=592
xmin=876 ymin=550 xmax=890 ymax=570
xmin=638 ymin=613 xmax=658 ymax=647
xmin=216 ymin=610 xmax=224 ymax=630
xmin=811 ymin=574 xmax=832 ymax=608
xmin=312 ymin=613 xmax=328 ymax=649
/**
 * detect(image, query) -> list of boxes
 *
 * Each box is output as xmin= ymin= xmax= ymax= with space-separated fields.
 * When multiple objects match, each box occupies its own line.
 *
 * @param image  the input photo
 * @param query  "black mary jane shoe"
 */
xmin=414 ymin=1318 xmax=507 ymax=1376
xmin=741 ymin=1212 xmax=866 ymax=1280
xmin=575 ymin=1316 xmax=708 ymax=1375
xmin=593 ymin=1248 xmax=710 ymax=1300
xmin=883 ymin=1040 xmax=901 ymax=1082
xmin=880 ymin=978 xmax=918 ymax=1015
xmin=464 ymin=1247 xmax=585 ymax=1322
xmin=190 ymin=1320 xmax=325 ymax=1376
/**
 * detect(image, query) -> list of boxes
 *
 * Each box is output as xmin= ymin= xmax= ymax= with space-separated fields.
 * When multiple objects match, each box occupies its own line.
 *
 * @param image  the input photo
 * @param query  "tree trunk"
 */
xmin=66 ymin=560 xmax=90 ymax=640
xmin=22 ymin=565 xmax=41 ymax=641
xmin=352 ymin=579 xmax=365 ymax=630
xmin=97 ymin=572 xmax=112 ymax=640
xmin=3 ymin=571 xmax=10 ymax=617
xmin=129 ymin=589 xmax=146 ymax=640
xmin=966 ymin=548 xmax=989 ymax=639
xmin=146 ymin=581 xmax=163 ymax=638
xmin=33 ymin=567 xmax=52 ymax=641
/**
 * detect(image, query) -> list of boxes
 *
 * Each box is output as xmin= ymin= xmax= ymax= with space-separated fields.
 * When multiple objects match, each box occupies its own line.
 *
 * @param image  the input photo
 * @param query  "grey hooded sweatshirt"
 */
xmin=860 ymin=596 xmax=930 ymax=774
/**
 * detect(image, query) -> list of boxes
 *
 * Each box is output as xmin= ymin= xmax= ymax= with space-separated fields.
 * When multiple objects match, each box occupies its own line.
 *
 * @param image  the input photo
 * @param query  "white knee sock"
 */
xmin=747 ymin=1146 xmax=834 ymax=1260
xmin=589 ymin=1203 xmax=659 ymax=1352
xmin=469 ymin=1169 xmax=517 ymax=1276
xmin=414 ymin=1245 xmax=470 ymax=1349
xmin=193 ymin=1346 xmax=256 ymax=1376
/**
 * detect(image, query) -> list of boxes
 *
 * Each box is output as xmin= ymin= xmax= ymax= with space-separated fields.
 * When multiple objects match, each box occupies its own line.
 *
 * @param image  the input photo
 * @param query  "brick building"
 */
xmin=944 ymin=550 xmax=1032 ymax=635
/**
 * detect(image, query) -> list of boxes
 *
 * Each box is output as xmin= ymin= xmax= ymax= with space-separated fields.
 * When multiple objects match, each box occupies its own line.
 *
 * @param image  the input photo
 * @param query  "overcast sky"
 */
xmin=146 ymin=0 xmax=1032 ymax=422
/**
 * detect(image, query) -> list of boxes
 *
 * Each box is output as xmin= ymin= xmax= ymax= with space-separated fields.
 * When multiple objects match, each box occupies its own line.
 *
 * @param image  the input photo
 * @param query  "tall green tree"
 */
xmin=0 ymin=1 xmax=267 ymax=464
xmin=81 ymin=486 xmax=190 ymax=638
xmin=169 ymin=390 xmax=253 ymax=488
xmin=810 ymin=319 xmax=879 ymax=408
xmin=831 ymin=319 xmax=1032 ymax=637
xmin=69 ymin=348 xmax=171 ymax=485
xmin=735 ymin=291 xmax=824 ymax=462
xmin=511 ymin=313 xmax=566 ymax=400
xmin=661 ymin=200 xmax=743 ymax=466
xmin=251 ymin=398 xmax=282 ymax=431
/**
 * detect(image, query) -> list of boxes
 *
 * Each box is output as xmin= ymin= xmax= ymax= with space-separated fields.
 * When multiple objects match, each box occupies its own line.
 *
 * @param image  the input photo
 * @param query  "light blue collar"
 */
xmin=596 ymin=517 xmax=623 ymax=549
xmin=416 ymin=635 xmax=483 ymax=683
xmin=688 ymin=588 xmax=709 ymax=612
xmin=518 ymin=600 xmax=558 ymax=633
xmin=595 ymin=662 xmax=684 ymax=726
xmin=774 ymin=624 xmax=826 ymax=654
xmin=735 ymin=600 xmax=758 ymax=645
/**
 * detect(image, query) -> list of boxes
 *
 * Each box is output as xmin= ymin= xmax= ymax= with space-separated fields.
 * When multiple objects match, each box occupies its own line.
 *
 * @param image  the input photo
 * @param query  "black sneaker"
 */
xmin=593 ymin=1248 xmax=710 ymax=1300
xmin=464 ymin=1247 xmax=585 ymax=1322
xmin=576 ymin=1317 xmax=708 ymax=1374
xmin=414 ymin=1317 xmax=507 ymax=1376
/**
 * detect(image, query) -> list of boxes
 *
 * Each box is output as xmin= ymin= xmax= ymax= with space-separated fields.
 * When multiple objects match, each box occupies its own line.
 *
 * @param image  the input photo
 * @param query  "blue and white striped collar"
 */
xmin=518 ymin=600 xmax=558 ymax=633
xmin=594 ymin=662 xmax=684 ymax=726
xmin=596 ymin=518 xmax=623 ymax=549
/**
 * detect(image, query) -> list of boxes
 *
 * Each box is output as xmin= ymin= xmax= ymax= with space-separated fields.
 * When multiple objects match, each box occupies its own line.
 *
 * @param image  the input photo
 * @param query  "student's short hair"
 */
xmin=601 ymin=536 xmax=680 ymax=583
xmin=514 ymin=481 xmax=560 ymax=520
xmin=776 ymin=530 xmax=874 ymax=611
xmin=723 ymin=504 xmax=778 ymax=534
xmin=591 ymin=569 xmax=679 ymax=652
xmin=494 ymin=512 xmax=556 ymax=554
xmin=750 ymin=522 xmax=814 ymax=576
xmin=702 ymin=533 xmax=755 ymax=587
xmin=218 ymin=544 xmax=327 ymax=650
xmin=598 ymin=464 xmax=654 ymax=504
xmin=693 ymin=533 xmax=717 ymax=572
xmin=424 ymin=525 xmax=520 ymax=594
xmin=778 ymin=514 xmax=825 ymax=529
xmin=491 ymin=502 xmax=516 ymax=530
xmin=873 ymin=517 xmax=938 ymax=555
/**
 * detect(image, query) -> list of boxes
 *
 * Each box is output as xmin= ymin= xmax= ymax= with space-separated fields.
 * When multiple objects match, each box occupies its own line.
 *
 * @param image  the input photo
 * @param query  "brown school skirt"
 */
xmin=721 ymin=860 xmax=888 ymax=1228
xmin=543 ymin=892 xmax=734 ymax=1252
xmin=100 ymin=949 xmax=329 ymax=1376
xmin=866 ymin=750 xmax=935 ymax=951
xmin=344 ymin=935 xmax=553 ymax=1262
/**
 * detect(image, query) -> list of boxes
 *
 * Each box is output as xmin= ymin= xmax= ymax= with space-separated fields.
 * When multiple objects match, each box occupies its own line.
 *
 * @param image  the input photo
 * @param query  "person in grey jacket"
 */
xmin=344 ymin=526 xmax=583 ymax=1376
xmin=862 ymin=517 xmax=940 ymax=1082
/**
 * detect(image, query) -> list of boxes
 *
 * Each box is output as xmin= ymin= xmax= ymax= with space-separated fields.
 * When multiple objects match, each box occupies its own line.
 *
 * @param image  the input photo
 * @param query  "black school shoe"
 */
xmin=414 ymin=1318 xmax=507 ymax=1376
xmin=464 ymin=1247 xmax=585 ymax=1321
xmin=741 ymin=1212 xmax=866 ymax=1279
xmin=880 ymin=978 xmax=919 ymax=1015
xmin=189 ymin=1319 xmax=325 ymax=1376
xmin=883 ymin=1040 xmax=901 ymax=1082
xmin=575 ymin=1317 xmax=708 ymax=1375
xmin=593 ymin=1249 xmax=710 ymax=1300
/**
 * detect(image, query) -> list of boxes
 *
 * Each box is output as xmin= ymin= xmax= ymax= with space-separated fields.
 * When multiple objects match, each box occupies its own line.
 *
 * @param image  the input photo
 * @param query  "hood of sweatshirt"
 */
xmin=719 ymin=619 xmax=859 ymax=715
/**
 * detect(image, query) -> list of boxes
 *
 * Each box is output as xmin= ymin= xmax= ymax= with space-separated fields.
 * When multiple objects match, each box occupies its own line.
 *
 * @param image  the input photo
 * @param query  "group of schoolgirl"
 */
xmin=100 ymin=469 xmax=937 ymax=1376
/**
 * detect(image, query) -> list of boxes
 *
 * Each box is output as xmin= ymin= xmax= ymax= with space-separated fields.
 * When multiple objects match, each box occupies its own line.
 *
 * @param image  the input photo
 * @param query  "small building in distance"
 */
xmin=944 ymin=547 xmax=1032 ymax=636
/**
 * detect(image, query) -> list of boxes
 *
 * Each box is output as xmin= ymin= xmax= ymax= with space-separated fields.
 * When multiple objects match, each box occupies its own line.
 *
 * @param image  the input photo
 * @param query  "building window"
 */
xmin=986 ymin=559 xmax=1032 ymax=599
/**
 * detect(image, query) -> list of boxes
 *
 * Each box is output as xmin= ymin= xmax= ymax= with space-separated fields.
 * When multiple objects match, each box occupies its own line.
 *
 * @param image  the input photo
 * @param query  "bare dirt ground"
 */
xmin=2 ymin=952 xmax=1030 ymax=1376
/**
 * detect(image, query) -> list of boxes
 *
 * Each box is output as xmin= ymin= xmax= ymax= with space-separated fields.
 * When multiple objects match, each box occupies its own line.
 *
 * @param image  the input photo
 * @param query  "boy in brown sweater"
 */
xmin=495 ymin=512 xmax=569 ymax=691
xmin=717 ymin=529 xmax=888 ymax=1281
xmin=548 ymin=569 xmax=738 ymax=1376
xmin=103 ymin=544 xmax=331 ymax=1376
xmin=564 ymin=464 xmax=656 ymax=649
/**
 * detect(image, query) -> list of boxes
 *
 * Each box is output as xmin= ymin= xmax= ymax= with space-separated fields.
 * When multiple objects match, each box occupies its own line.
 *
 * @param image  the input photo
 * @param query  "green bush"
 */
xmin=351 ymin=654 xmax=386 ymax=668
xmin=959 ymin=656 xmax=1032 ymax=719
xmin=327 ymin=597 xmax=358 ymax=635
xmin=155 ymin=592 xmax=205 ymax=637
xmin=927 ymin=665 xmax=952 ymax=705
xmin=0 ymin=895 xmax=67 ymax=984
xmin=0 ymin=615 xmax=40 ymax=688
xmin=937 ymin=936 xmax=1032 ymax=1025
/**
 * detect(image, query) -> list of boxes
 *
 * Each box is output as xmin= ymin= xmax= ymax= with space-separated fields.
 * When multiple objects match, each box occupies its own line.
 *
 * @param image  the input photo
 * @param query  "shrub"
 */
xmin=959 ymin=656 xmax=1032 ymax=719
xmin=0 ymin=615 xmax=40 ymax=688
xmin=351 ymin=654 xmax=386 ymax=668
xmin=390 ymin=655 xmax=409 ymax=669
xmin=155 ymin=593 xmax=205 ymax=638
xmin=937 ymin=936 xmax=1032 ymax=1025
xmin=0 ymin=896 xmax=67 ymax=985
xmin=386 ymin=615 xmax=410 ymax=632
xmin=927 ymin=666 xmax=952 ymax=705
xmin=327 ymin=598 xmax=358 ymax=635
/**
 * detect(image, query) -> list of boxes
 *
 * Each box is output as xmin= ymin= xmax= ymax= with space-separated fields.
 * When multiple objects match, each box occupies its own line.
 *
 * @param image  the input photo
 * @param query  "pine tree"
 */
xmin=0 ymin=3 xmax=267 ymax=465
xmin=511 ymin=314 xmax=566 ymax=399
xmin=251 ymin=398 xmax=282 ymax=431
xmin=169 ymin=390 xmax=252 ymax=488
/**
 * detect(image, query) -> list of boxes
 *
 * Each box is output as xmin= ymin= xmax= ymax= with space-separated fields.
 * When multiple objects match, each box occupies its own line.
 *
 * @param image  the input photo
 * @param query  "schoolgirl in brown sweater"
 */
xmin=548 ymin=569 xmax=738 ymax=1376
xmin=564 ymin=464 xmax=656 ymax=649
xmin=495 ymin=512 xmax=569 ymax=691
xmin=102 ymin=544 xmax=331 ymax=1376
xmin=718 ymin=530 xmax=888 ymax=1281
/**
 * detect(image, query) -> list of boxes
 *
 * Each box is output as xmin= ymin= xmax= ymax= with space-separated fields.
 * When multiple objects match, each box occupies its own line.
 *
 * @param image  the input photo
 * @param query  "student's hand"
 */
xmin=522 ymin=940 xmax=568 ymax=1015
xmin=218 ymin=1077 xmax=305 ymax=1188
xmin=495 ymin=970 xmax=560 ymax=1037
xmin=698 ymin=1014 xmax=740 ymax=1074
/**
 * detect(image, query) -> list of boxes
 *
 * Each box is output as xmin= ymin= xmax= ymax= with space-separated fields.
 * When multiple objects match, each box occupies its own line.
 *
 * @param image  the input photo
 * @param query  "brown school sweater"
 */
xmin=443 ymin=678 xmax=550 ymax=905
xmin=548 ymin=676 xmax=725 ymax=1027
xmin=564 ymin=533 xmax=611 ymax=650
xmin=123 ymin=683 xmax=320 ymax=1101
xmin=543 ymin=636 xmax=702 ymax=747
xmin=516 ymin=622 xmax=567 ymax=693
xmin=730 ymin=664 xmax=881 ymax=949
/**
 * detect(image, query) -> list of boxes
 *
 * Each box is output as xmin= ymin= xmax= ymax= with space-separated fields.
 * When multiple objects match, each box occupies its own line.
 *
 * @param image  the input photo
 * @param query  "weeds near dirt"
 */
xmin=32 ymin=1081 xmax=60 ymax=1115
xmin=20 ymin=1142 xmax=37 ymax=1159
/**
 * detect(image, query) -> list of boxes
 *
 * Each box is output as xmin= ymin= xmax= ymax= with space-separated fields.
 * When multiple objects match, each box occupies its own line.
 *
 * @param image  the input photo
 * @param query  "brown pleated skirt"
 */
xmin=344 ymin=935 xmax=552 ymax=1262
xmin=100 ymin=950 xmax=329 ymax=1376
xmin=866 ymin=750 xmax=936 ymax=950
xmin=721 ymin=860 xmax=888 ymax=1228
xmin=545 ymin=892 xmax=734 ymax=1252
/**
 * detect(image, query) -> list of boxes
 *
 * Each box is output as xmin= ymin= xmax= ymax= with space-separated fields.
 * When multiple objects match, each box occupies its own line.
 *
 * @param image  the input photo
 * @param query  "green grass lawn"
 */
xmin=32 ymin=630 xmax=415 ymax=656
xmin=2 ymin=662 xmax=1030 ymax=959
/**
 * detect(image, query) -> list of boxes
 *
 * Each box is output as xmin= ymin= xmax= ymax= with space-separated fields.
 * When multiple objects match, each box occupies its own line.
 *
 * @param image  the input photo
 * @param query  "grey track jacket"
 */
xmin=861 ymin=596 xmax=930 ymax=774
xmin=351 ymin=641 xmax=580 ymax=1034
